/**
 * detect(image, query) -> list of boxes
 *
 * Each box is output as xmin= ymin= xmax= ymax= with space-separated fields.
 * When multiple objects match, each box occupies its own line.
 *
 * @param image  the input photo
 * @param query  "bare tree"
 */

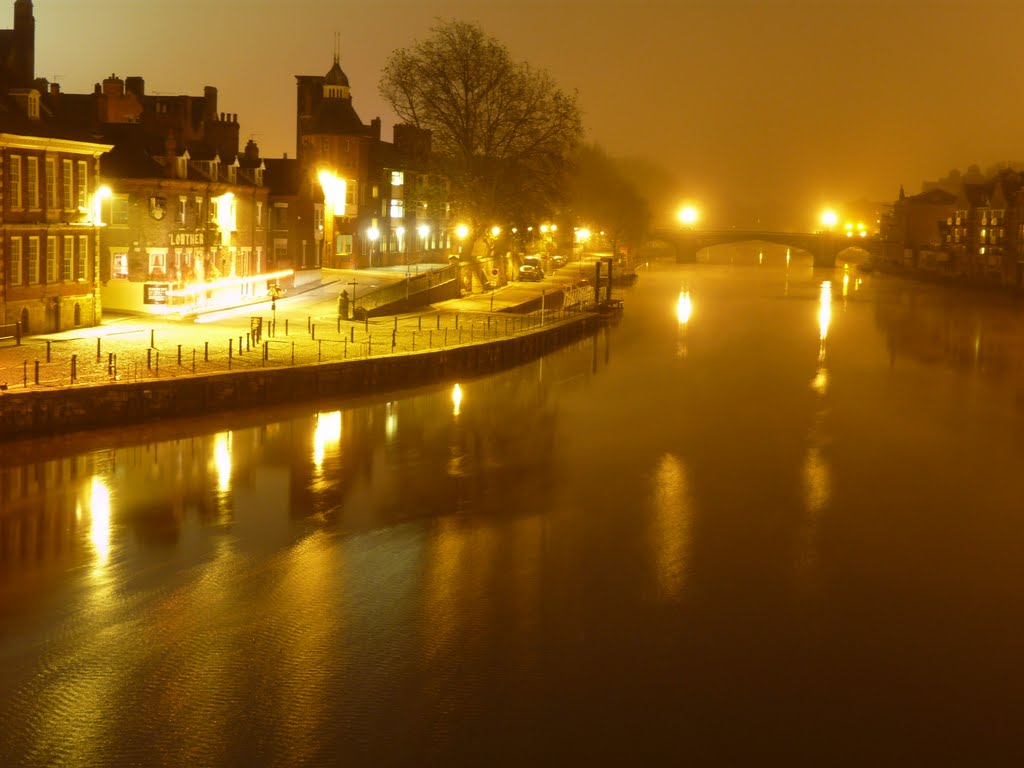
xmin=380 ymin=20 xmax=583 ymax=257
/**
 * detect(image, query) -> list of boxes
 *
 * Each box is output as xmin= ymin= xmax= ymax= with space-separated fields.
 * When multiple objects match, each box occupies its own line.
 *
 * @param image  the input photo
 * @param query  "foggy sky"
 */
xmin=38 ymin=0 xmax=1024 ymax=229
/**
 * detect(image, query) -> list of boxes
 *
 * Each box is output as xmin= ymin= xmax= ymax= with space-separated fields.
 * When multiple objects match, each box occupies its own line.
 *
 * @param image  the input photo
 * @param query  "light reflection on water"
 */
xmin=5 ymin=261 xmax=1024 ymax=761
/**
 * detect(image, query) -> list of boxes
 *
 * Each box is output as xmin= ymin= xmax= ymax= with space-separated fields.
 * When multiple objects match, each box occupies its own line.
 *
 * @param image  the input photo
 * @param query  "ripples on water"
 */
xmin=5 ymin=256 xmax=1024 ymax=763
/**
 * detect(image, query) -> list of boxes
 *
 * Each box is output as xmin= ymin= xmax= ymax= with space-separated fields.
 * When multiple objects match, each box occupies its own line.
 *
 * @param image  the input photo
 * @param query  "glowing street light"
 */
xmin=820 ymin=209 xmax=838 ymax=229
xmin=455 ymin=224 xmax=469 ymax=257
xmin=678 ymin=205 xmax=699 ymax=227
xmin=367 ymin=225 xmax=380 ymax=267
xmin=91 ymin=185 xmax=112 ymax=226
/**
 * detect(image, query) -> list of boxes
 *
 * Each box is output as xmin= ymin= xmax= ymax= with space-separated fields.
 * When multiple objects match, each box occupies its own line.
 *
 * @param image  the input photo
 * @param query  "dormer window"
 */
xmin=228 ymin=164 xmax=237 ymax=184
xmin=254 ymin=167 xmax=264 ymax=187
xmin=27 ymin=91 xmax=39 ymax=119
xmin=176 ymin=156 xmax=187 ymax=179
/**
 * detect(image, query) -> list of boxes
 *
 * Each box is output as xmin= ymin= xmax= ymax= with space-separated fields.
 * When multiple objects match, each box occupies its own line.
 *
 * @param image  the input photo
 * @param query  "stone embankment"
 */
xmin=0 ymin=313 xmax=602 ymax=441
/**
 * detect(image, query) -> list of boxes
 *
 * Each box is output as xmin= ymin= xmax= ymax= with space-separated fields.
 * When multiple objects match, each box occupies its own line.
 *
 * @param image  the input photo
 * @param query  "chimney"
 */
xmin=244 ymin=139 xmax=260 ymax=162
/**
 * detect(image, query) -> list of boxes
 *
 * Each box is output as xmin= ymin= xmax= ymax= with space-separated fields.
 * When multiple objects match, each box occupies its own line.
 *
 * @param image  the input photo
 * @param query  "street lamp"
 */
xmin=678 ymin=205 xmax=699 ymax=228
xmin=417 ymin=224 xmax=430 ymax=271
xmin=455 ymin=224 xmax=469 ymax=257
xmin=367 ymin=226 xmax=380 ymax=267
xmin=820 ymin=209 xmax=838 ymax=230
xmin=318 ymin=170 xmax=347 ymax=268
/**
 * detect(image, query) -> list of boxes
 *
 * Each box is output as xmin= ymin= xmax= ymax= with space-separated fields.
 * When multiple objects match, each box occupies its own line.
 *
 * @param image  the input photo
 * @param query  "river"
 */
xmin=3 ymin=254 xmax=1024 ymax=764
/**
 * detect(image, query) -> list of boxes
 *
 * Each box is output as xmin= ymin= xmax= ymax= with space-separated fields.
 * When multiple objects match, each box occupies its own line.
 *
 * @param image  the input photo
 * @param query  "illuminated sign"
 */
xmin=144 ymin=283 xmax=170 ymax=305
xmin=170 ymin=232 xmax=206 ymax=247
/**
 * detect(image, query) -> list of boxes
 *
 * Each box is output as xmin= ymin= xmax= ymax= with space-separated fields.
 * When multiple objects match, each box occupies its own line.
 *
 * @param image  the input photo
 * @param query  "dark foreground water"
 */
xmin=4 ymin=256 xmax=1024 ymax=764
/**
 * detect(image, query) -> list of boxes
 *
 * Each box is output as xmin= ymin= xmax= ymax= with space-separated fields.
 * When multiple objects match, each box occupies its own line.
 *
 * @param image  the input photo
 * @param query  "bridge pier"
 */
xmin=675 ymin=232 xmax=698 ymax=263
xmin=814 ymin=233 xmax=836 ymax=269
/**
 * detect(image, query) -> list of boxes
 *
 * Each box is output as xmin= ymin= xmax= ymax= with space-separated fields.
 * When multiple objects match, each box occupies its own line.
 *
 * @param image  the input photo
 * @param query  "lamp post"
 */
xmin=417 ymin=224 xmax=430 ymax=273
xmin=367 ymin=226 xmax=380 ymax=268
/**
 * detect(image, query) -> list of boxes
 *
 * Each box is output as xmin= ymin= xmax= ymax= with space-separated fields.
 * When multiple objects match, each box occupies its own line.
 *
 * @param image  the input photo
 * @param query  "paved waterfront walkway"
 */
xmin=0 ymin=257 xmax=614 ymax=392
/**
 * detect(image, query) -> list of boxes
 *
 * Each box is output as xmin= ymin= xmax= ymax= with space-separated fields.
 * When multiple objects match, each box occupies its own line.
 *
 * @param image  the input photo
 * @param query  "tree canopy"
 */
xmin=379 ymin=20 xmax=583 ymax=254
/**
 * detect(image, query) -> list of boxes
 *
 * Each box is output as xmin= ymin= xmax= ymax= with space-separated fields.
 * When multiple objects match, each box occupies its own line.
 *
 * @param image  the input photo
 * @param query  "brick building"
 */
xmin=1 ymin=0 xmax=113 ymax=334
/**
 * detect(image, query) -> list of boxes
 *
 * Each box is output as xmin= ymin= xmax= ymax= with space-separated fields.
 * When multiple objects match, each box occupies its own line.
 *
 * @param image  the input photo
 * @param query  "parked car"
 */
xmin=519 ymin=263 xmax=543 ymax=281
xmin=551 ymin=254 xmax=568 ymax=268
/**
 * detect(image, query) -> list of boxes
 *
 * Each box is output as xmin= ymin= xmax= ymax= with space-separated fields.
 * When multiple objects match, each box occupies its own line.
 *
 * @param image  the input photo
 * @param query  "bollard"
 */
xmin=337 ymin=316 xmax=341 ymax=333
xmin=113 ymin=354 xmax=117 ymax=378
xmin=392 ymin=328 xmax=397 ymax=350
xmin=204 ymin=341 xmax=209 ymax=361
xmin=318 ymin=339 xmax=322 ymax=362
xmin=34 ymin=360 xmax=39 ymax=385
xmin=246 ymin=333 xmax=250 ymax=352
xmin=444 ymin=328 xmax=448 ymax=346
xmin=177 ymin=344 xmax=182 ymax=366
xmin=307 ymin=316 xmax=311 ymax=332
xmin=229 ymin=338 xmax=233 ymax=359
xmin=71 ymin=354 xmax=77 ymax=383
xmin=311 ymin=324 xmax=316 ymax=340
xmin=147 ymin=348 xmax=152 ymax=370
xmin=264 ymin=341 xmax=269 ymax=361
xmin=350 ymin=326 xmax=355 ymax=342
xmin=364 ymin=317 xmax=369 ymax=333
xmin=150 ymin=329 xmax=155 ymax=348
xmin=436 ymin=314 xmax=440 ymax=330
xmin=108 ymin=352 xmax=113 ymax=375
xmin=155 ymin=351 xmax=159 ymax=376
xmin=238 ymin=335 xmax=243 ymax=354
xmin=285 ymin=319 xmax=289 ymax=336
xmin=394 ymin=317 xmax=398 ymax=330
xmin=46 ymin=340 xmax=51 ymax=362
xmin=291 ymin=341 xmax=295 ymax=365
xmin=96 ymin=337 xmax=101 ymax=362
xmin=343 ymin=339 xmax=347 ymax=358
xmin=455 ymin=314 xmax=459 ymax=329
xmin=192 ymin=349 xmax=196 ymax=373
xmin=418 ymin=316 xmax=422 ymax=331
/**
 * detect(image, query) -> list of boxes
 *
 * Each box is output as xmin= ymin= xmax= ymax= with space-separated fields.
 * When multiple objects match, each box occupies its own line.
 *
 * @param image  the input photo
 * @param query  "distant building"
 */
xmin=1 ymin=0 xmax=113 ymax=334
xmin=44 ymin=75 xmax=275 ymax=315
xmin=881 ymin=172 xmax=1024 ymax=286
xmin=295 ymin=55 xmax=450 ymax=269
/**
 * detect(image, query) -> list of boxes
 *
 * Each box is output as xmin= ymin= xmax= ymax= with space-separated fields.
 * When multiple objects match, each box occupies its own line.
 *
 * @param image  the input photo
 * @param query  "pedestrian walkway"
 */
xmin=0 ymin=259 xmax=612 ymax=393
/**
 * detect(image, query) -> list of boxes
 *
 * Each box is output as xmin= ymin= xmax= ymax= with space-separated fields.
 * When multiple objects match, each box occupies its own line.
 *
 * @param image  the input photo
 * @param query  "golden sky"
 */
xmin=36 ymin=0 xmax=1024 ymax=228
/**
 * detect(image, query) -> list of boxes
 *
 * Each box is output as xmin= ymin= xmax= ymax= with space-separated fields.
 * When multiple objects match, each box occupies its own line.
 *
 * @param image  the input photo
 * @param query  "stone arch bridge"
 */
xmin=651 ymin=229 xmax=881 ymax=268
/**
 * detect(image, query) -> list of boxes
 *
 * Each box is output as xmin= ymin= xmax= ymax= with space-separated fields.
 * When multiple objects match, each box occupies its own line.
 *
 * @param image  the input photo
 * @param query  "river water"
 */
xmin=3 ymin=255 xmax=1024 ymax=764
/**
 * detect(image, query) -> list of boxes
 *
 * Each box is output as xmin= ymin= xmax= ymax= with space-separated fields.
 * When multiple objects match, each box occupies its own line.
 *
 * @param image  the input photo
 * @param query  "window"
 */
xmin=112 ymin=252 xmax=128 ymax=279
xmin=345 ymin=182 xmax=356 ymax=212
xmin=62 ymin=160 xmax=73 ymax=209
xmin=391 ymin=171 xmax=404 ymax=187
xmin=46 ymin=236 xmax=56 ymax=282
xmin=110 ymin=195 xmax=129 ymax=226
xmin=178 ymin=196 xmax=187 ymax=226
xmin=76 ymin=160 xmax=88 ymax=210
xmin=335 ymin=234 xmax=353 ymax=255
xmin=227 ymin=164 xmax=236 ymax=183
xmin=62 ymin=236 xmax=73 ymax=280
xmin=46 ymin=158 xmax=57 ymax=209
xmin=149 ymin=250 xmax=166 ymax=278
xmin=313 ymin=204 xmax=323 ymax=236
xmin=27 ymin=236 xmax=39 ymax=284
xmin=26 ymin=157 xmax=38 ymax=209
xmin=390 ymin=198 xmax=404 ymax=219
xmin=272 ymin=203 xmax=288 ymax=229
xmin=273 ymin=237 xmax=288 ymax=262
xmin=176 ymin=156 xmax=187 ymax=178
xmin=78 ymin=235 xmax=88 ymax=280
xmin=9 ymin=237 xmax=22 ymax=285
xmin=254 ymin=168 xmax=263 ymax=186
xmin=195 ymin=196 xmax=203 ymax=221
xmin=256 ymin=201 xmax=263 ymax=227
xmin=9 ymin=155 xmax=22 ymax=208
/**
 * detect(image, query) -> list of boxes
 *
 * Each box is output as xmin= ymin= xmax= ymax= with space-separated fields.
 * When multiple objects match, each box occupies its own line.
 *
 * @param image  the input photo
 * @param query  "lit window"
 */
xmin=76 ymin=160 xmax=88 ymax=210
xmin=46 ymin=236 xmax=56 ymax=282
xmin=62 ymin=236 xmax=73 ymax=280
xmin=112 ymin=252 xmax=128 ymax=279
xmin=27 ymin=157 xmax=38 ymax=209
xmin=27 ymin=236 xmax=39 ymax=284
xmin=390 ymin=198 xmax=404 ymax=219
xmin=78 ymin=235 xmax=88 ymax=280
xmin=46 ymin=158 xmax=57 ymax=209
xmin=391 ymin=171 xmax=404 ymax=187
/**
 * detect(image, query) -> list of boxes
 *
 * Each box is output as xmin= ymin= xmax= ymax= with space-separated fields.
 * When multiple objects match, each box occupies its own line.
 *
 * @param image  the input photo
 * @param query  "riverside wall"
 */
xmin=0 ymin=314 xmax=602 ymax=441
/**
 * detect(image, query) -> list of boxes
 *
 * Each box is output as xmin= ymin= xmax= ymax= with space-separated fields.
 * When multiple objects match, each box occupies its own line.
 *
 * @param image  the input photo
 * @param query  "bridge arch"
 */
xmin=650 ymin=228 xmax=880 ymax=268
